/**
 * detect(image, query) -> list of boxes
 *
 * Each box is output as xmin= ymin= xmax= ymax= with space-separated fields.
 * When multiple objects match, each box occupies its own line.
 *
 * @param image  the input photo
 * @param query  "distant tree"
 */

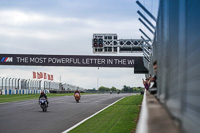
xmin=110 ymin=86 xmax=117 ymax=91
xmin=98 ymin=86 xmax=110 ymax=92
xmin=122 ymin=86 xmax=142 ymax=93
xmin=132 ymin=87 xmax=138 ymax=92
xmin=105 ymin=87 xmax=110 ymax=92
xmin=122 ymin=85 xmax=129 ymax=92
xmin=98 ymin=86 xmax=106 ymax=92
xmin=129 ymin=87 xmax=133 ymax=92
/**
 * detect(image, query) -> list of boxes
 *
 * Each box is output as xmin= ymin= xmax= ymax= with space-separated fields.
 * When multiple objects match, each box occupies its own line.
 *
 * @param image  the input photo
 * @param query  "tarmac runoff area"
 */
xmin=0 ymin=93 xmax=133 ymax=133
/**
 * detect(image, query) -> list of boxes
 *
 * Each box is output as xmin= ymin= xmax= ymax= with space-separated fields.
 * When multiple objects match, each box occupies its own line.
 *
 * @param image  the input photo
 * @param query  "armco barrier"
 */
xmin=1 ymin=89 xmax=49 ymax=95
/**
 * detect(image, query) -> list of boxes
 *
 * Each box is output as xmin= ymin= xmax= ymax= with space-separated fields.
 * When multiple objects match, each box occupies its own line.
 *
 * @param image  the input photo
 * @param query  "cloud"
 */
xmin=0 ymin=10 xmax=83 ymax=25
xmin=0 ymin=10 xmax=44 ymax=25
xmin=0 ymin=10 xmax=141 ymax=39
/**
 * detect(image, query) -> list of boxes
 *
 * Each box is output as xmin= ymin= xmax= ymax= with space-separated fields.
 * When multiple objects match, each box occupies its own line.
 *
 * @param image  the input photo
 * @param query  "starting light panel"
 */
xmin=92 ymin=34 xmax=144 ymax=54
xmin=93 ymin=34 xmax=118 ymax=53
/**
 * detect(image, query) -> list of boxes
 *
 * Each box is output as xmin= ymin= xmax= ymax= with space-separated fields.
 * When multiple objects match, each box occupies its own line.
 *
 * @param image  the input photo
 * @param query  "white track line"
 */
xmin=62 ymin=97 xmax=125 ymax=133
xmin=136 ymin=89 xmax=148 ymax=133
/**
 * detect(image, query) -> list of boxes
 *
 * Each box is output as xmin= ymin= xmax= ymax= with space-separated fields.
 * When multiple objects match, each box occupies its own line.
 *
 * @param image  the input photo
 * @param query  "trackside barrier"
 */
xmin=1 ymin=89 xmax=49 ymax=95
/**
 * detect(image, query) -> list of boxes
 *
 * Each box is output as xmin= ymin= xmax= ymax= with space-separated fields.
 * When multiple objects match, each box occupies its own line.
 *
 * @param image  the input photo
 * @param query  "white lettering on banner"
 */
xmin=127 ymin=59 xmax=134 ymax=65
xmin=0 ymin=54 xmax=139 ymax=68
xmin=82 ymin=58 xmax=89 ymax=64
xmin=16 ymin=57 xmax=29 ymax=63
xmin=48 ymin=58 xmax=55 ymax=63
xmin=82 ymin=58 xmax=105 ymax=65
xmin=114 ymin=59 xmax=126 ymax=65
xmin=14 ymin=56 xmax=134 ymax=66
xmin=47 ymin=58 xmax=108 ymax=65
xmin=90 ymin=59 xmax=97 ymax=64
xmin=62 ymin=58 xmax=66 ymax=63
xmin=98 ymin=59 xmax=105 ymax=64
xmin=107 ymin=59 xmax=113 ymax=64
xmin=56 ymin=58 xmax=62 ymax=63
xmin=65 ymin=58 xmax=69 ymax=63
xmin=48 ymin=58 xmax=81 ymax=64
xmin=30 ymin=57 xmax=47 ymax=63
xmin=46 ymin=58 xmax=134 ymax=65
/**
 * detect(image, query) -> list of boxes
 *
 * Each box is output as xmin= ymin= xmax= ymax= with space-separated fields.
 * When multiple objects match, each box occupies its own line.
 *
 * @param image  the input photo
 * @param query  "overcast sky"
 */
xmin=0 ymin=0 xmax=159 ymax=89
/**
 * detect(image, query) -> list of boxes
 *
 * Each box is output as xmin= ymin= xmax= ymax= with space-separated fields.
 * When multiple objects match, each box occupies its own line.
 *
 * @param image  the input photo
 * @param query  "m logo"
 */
xmin=1 ymin=57 xmax=13 ymax=62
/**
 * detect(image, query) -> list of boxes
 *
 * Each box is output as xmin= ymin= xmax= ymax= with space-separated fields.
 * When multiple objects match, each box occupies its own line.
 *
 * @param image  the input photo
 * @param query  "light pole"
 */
xmin=20 ymin=79 xmax=24 ymax=89
xmin=44 ymin=81 xmax=46 ymax=90
xmin=25 ymin=79 xmax=28 ymax=89
xmin=97 ymin=67 xmax=100 ymax=90
xmin=5 ymin=77 xmax=8 ymax=89
xmin=29 ymin=80 xmax=32 ymax=89
xmin=36 ymin=80 xmax=39 ymax=89
xmin=97 ymin=78 xmax=99 ymax=90
xmin=31 ymin=80 xmax=33 ymax=89
xmin=8 ymin=78 xmax=11 ymax=89
xmin=11 ymin=78 xmax=14 ymax=89
xmin=49 ymin=81 xmax=52 ymax=90
xmin=33 ymin=80 xmax=36 ymax=89
xmin=17 ymin=78 xmax=20 ymax=89
xmin=25 ymin=79 xmax=29 ymax=89
xmin=34 ymin=80 xmax=37 ymax=89
xmin=27 ymin=79 xmax=30 ymax=89
xmin=14 ymin=78 xmax=17 ymax=89
xmin=30 ymin=80 xmax=33 ymax=89
xmin=2 ymin=77 xmax=3 ymax=90
xmin=32 ymin=80 xmax=34 ymax=89
xmin=52 ymin=82 xmax=54 ymax=90
xmin=36 ymin=80 xmax=38 ymax=89
xmin=35 ymin=80 xmax=37 ymax=89
xmin=39 ymin=80 xmax=42 ymax=90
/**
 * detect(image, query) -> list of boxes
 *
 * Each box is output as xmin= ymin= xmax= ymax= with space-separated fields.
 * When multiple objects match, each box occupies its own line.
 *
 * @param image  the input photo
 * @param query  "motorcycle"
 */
xmin=74 ymin=93 xmax=80 ymax=103
xmin=39 ymin=97 xmax=47 ymax=112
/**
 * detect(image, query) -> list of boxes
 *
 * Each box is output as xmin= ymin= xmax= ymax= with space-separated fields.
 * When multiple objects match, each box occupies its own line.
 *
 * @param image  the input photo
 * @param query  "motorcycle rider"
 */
xmin=39 ymin=91 xmax=49 ymax=107
xmin=74 ymin=89 xmax=81 ymax=97
xmin=117 ymin=90 xmax=120 ymax=94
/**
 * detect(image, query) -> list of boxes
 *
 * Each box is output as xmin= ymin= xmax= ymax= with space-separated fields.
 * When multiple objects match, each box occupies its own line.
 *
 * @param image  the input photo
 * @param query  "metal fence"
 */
xmin=148 ymin=0 xmax=200 ymax=133
xmin=0 ymin=77 xmax=85 ymax=92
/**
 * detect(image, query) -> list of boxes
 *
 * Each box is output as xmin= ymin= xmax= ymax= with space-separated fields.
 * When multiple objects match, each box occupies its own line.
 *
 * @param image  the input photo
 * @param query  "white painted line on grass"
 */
xmin=136 ymin=89 xmax=148 ymax=133
xmin=62 ymin=97 xmax=125 ymax=133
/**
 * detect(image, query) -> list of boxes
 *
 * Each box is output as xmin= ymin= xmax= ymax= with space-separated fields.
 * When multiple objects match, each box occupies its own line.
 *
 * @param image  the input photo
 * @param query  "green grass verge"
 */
xmin=69 ymin=95 xmax=143 ymax=133
xmin=0 ymin=93 xmax=92 ymax=103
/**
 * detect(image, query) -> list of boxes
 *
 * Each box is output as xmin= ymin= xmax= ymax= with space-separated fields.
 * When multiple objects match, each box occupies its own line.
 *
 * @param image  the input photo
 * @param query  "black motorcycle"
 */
xmin=39 ymin=97 xmax=47 ymax=112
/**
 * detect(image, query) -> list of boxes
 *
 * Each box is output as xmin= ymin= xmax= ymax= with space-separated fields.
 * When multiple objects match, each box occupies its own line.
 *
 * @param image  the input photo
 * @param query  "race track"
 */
xmin=0 ymin=93 xmax=133 ymax=133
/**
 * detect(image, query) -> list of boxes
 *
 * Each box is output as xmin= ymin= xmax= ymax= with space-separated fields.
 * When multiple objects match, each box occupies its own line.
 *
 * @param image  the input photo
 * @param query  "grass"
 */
xmin=0 ymin=93 xmax=92 ymax=103
xmin=69 ymin=95 xmax=143 ymax=133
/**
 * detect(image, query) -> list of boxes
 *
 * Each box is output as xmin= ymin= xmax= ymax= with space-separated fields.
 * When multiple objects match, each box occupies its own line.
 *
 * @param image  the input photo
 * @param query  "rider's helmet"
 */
xmin=41 ymin=91 xmax=44 ymax=95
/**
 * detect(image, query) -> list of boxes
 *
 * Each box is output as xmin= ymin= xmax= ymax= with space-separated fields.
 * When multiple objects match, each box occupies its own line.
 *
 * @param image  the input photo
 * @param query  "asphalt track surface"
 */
xmin=0 ymin=93 xmax=133 ymax=133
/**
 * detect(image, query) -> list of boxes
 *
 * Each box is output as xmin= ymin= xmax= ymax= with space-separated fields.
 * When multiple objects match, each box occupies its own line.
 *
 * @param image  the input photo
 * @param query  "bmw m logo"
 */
xmin=1 ymin=57 xmax=13 ymax=62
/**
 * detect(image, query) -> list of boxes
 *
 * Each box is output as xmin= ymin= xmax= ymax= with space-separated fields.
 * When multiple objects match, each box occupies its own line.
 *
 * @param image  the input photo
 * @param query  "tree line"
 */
xmin=97 ymin=85 xmax=143 ymax=93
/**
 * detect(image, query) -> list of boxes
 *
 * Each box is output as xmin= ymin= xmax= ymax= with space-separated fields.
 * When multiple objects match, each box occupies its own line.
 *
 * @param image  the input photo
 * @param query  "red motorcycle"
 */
xmin=74 ymin=93 xmax=80 ymax=102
